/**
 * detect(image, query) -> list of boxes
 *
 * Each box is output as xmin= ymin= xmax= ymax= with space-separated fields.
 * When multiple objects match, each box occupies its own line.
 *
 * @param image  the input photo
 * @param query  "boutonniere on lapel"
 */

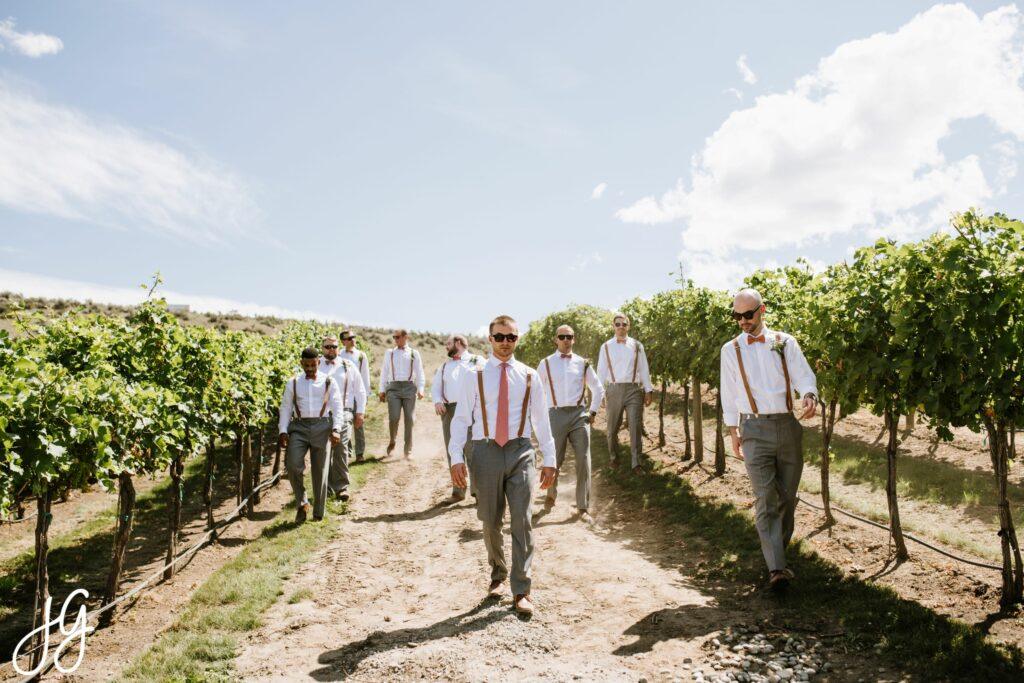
xmin=768 ymin=335 xmax=787 ymax=357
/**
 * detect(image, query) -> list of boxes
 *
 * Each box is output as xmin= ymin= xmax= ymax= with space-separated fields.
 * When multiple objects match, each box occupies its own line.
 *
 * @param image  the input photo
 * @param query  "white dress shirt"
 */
xmin=319 ymin=357 xmax=368 ymax=414
xmin=431 ymin=353 xmax=485 ymax=404
xmin=536 ymin=352 xmax=605 ymax=413
xmin=719 ymin=327 xmax=818 ymax=428
xmin=277 ymin=371 xmax=345 ymax=434
xmin=339 ymin=348 xmax=371 ymax=395
xmin=447 ymin=356 xmax=557 ymax=468
xmin=379 ymin=346 xmax=425 ymax=393
xmin=596 ymin=336 xmax=653 ymax=392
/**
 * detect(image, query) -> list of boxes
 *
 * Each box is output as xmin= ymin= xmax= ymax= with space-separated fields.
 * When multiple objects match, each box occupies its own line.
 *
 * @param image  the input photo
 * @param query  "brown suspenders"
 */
xmin=292 ymin=376 xmax=332 ymax=419
xmin=441 ymin=360 xmax=449 ymax=403
xmin=408 ymin=351 xmax=415 ymax=381
xmin=475 ymin=364 xmax=532 ymax=440
xmin=733 ymin=333 xmax=793 ymax=415
xmin=579 ymin=361 xmax=590 ymax=406
xmin=604 ymin=341 xmax=641 ymax=384
xmin=543 ymin=357 xmax=558 ymax=407
xmin=545 ymin=356 xmax=589 ymax=407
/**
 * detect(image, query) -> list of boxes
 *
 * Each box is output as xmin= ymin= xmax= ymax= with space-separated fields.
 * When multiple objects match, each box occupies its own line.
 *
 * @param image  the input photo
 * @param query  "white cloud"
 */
xmin=736 ymin=54 xmax=757 ymax=85
xmin=568 ymin=251 xmax=604 ymax=272
xmin=724 ymin=87 xmax=744 ymax=101
xmin=591 ymin=182 xmax=608 ymax=199
xmin=0 ymin=18 xmax=63 ymax=57
xmin=0 ymin=268 xmax=347 ymax=322
xmin=618 ymin=4 xmax=1024 ymax=274
xmin=0 ymin=79 xmax=259 ymax=244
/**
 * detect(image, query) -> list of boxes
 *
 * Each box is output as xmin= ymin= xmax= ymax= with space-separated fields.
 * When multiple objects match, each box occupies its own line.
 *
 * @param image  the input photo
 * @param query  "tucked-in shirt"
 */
xmin=338 ymin=348 xmax=371 ymax=394
xmin=719 ymin=327 xmax=818 ymax=428
xmin=319 ymin=357 xmax=368 ymax=414
xmin=431 ymin=353 xmax=486 ymax=404
xmin=277 ymin=372 xmax=345 ymax=434
xmin=379 ymin=346 xmax=425 ymax=393
xmin=447 ymin=356 xmax=557 ymax=468
xmin=536 ymin=352 xmax=605 ymax=413
xmin=596 ymin=336 xmax=653 ymax=392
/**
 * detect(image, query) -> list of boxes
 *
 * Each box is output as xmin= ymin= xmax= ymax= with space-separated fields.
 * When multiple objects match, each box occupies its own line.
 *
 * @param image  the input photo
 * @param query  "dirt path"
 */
xmin=237 ymin=403 xmax=877 ymax=682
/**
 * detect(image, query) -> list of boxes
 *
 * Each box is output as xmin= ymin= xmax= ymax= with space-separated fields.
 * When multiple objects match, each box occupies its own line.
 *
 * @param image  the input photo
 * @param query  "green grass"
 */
xmin=600 ymin=427 xmax=1024 ymax=682
xmin=118 ymin=408 xmax=386 ymax=682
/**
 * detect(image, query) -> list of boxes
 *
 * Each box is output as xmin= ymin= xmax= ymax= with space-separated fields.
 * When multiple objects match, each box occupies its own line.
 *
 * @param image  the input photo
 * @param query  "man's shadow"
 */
xmin=309 ymin=599 xmax=511 ymax=680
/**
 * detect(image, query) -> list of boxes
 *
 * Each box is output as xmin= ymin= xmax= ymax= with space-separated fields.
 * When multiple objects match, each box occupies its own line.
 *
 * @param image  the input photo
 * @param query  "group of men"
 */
xmin=277 ymin=289 xmax=819 ymax=610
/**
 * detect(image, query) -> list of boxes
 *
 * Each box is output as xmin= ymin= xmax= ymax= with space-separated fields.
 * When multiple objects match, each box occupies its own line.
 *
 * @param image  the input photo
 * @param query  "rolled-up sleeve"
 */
xmin=448 ymin=371 xmax=475 ymax=465
xmin=720 ymin=344 xmax=740 ymax=428
xmin=528 ymin=370 xmax=557 ymax=467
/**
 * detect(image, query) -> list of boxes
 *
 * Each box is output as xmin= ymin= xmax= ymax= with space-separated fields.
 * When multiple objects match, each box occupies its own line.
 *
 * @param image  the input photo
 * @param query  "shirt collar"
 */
xmin=613 ymin=335 xmax=631 ymax=345
xmin=487 ymin=355 xmax=515 ymax=368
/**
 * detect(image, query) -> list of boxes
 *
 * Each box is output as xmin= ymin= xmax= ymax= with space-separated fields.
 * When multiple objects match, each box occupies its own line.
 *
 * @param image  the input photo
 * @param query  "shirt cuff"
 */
xmin=449 ymin=451 xmax=465 ymax=466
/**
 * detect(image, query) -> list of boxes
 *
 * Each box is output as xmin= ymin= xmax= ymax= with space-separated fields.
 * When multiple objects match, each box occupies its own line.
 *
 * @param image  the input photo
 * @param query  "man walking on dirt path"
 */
xmin=448 ymin=315 xmax=558 ymax=616
xmin=279 ymin=347 xmax=344 ymax=523
xmin=721 ymin=288 xmax=818 ymax=591
xmin=379 ymin=329 xmax=424 ymax=458
xmin=597 ymin=313 xmax=654 ymax=474
xmin=339 ymin=330 xmax=371 ymax=463
xmin=319 ymin=335 xmax=367 ymax=502
xmin=432 ymin=334 xmax=485 ymax=503
xmin=536 ymin=324 xmax=603 ymax=523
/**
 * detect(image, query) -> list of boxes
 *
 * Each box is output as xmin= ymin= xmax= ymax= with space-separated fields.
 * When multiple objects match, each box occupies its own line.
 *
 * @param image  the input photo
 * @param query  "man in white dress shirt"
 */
xmin=720 ymin=288 xmax=817 ymax=590
xmin=597 ymin=313 xmax=654 ymax=473
xmin=319 ymin=335 xmax=367 ymax=502
xmin=537 ymin=325 xmax=604 ymax=521
xmin=378 ymin=329 xmax=425 ymax=458
xmin=278 ymin=347 xmax=344 ymax=523
xmin=432 ymin=334 xmax=484 ymax=502
xmin=449 ymin=315 xmax=557 ymax=615
xmin=339 ymin=330 xmax=371 ymax=463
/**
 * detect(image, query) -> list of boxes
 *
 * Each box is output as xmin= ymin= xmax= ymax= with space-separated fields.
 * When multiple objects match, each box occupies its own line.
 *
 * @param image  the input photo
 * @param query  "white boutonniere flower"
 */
xmin=768 ymin=335 xmax=787 ymax=357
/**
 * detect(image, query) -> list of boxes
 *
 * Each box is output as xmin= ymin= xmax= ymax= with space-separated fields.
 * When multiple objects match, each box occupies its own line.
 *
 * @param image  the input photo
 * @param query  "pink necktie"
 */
xmin=495 ymin=362 xmax=510 ymax=446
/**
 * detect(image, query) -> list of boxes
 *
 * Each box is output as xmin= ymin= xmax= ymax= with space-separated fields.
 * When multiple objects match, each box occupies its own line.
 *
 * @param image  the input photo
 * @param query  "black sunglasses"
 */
xmin=322 ymin=344 xmax=338 ymax=349
xmin=557 ymin=334 xmax=574 ymax=341
xmin=613 ymin=322 xmax=628 ymax=327
xmin=731 ymin=307 xmax=759 ymax=321
xmin=492 ymin=333 xmax=518 ymax=342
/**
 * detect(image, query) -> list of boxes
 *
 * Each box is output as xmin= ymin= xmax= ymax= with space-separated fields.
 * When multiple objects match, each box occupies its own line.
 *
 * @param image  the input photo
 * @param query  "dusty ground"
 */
xmin=237 ymin=402 xmax=887 ymax=682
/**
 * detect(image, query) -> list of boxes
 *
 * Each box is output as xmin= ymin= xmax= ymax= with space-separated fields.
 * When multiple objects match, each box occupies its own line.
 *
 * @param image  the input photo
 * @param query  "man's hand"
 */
xmin=354 ymin=414 xmax=364 ymax=429
xmin=730 ymin=431 xmax=744 ymax=461
xmin=587 ymin=411 xmax=597 ymax=425
xmin=539 ymin=466 xmax=558 ymax=490
xmin=434 ymin=402 xmax=446 ymax=416
xmin=644 ymin=391 xmax=654 ymax=407
xmin=799 ymin=395 xmax=818 ymax=420
xmin=417 ymin=391 xmax=424 ymax=400
xmin=278 ymin=433 xmax=288 ymax=448
xmin=329 ymin=431 xmax=341 ymax=446
xmin=378 ymin=392 xmax=386 ymax=402
xmin=450 ymin=462 xmax=468 ymax=489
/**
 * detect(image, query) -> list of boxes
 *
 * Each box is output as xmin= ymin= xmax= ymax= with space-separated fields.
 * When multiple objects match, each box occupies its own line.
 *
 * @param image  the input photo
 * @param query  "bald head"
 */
xmin=556 ymin=324 xmax=574 ymax=336
xmin=554 ymin=324 xmax=576 ymax=354
xmin=733 ymin=288 xmax=763 ymax=308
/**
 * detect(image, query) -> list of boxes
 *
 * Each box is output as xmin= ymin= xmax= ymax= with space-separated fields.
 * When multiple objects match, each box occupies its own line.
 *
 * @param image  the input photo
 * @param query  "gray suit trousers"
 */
xmin=441 ymin=402 xmax=473 ymax=496
xmin=285 ymin=417 xmax=331 ymax=519
xmin=546 ymin=405 xmax=591 ymax=510
xmin=328 ymin=410 xmax=354 ymax=494
xmin=386 ymin=381 xmax=417 ymax=454
xmin=606 ymin=383 xmax=645 ymax=467
xmin=740 ymin=413 xmax=804 ymax=572
xmin=469 ymin=437 xmax=536 ymax=596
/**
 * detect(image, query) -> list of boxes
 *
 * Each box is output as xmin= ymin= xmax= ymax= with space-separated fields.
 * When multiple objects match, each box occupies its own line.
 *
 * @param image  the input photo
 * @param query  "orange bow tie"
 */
xmin=747 ymin=334 xmax=765 ymax=345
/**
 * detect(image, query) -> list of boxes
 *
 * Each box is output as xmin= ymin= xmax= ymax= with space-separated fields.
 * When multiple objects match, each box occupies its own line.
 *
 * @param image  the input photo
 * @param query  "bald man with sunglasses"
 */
xmin=720 ymin=288 xmax=817 ymax=591
xmin=597 ymin=313 xmax=653 ymax=474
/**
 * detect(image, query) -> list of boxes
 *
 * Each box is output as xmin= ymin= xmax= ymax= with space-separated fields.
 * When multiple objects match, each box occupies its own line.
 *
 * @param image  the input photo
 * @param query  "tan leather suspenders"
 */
xmin=579 ymin=361 xmax=590 ymax=406
xmin=543 ymin=357 xmax=558 ymax=407
xmin=408 ymin=350 xmax=415 ymax=381
xmin=475 ymin=365 xmax=532 ymax=440
xmin=604 ymin=341 xmax=641 ymax=384
xmin=292 ymin=377 xmax=332 ymax=419
xmin=733 ymin=333 xmax=793 ymax=416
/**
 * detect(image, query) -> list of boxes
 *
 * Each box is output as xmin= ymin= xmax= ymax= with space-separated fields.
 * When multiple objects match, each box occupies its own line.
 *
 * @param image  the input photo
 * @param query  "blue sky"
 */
xmin=1 ymin=2 xmax=1022 ymax=334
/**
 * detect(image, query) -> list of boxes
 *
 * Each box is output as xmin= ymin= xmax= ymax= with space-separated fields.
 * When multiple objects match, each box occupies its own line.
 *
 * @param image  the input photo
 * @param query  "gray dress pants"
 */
xmin=469 ymin=437 xmax=536 ymax=596
xmin=285 ymin=417 xmax=332 ymax=519
xmin=441 ymin=402 xmax=473 ymax=497
xmin=606 ymin=383 xmax=645 ymax=467
xmin=386 ymin=380 xmax=417 ymax=454
xmin=328 ymin=410 xmax=354 ymax=495
xmin=740 ymin=413 xmax=804 ymax=572
xmin=546 ymin=405 xmax=591 ymax=510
